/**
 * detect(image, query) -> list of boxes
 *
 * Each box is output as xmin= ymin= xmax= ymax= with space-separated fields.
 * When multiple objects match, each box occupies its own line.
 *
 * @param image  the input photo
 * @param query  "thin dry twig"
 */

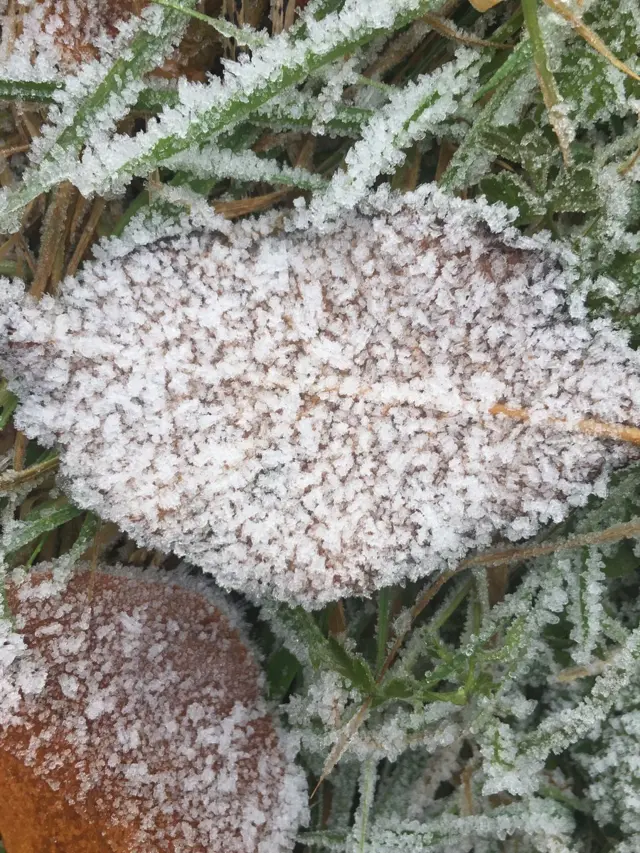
xmin=0 ymin=142 xmax=31 ymax=158
xmin=423 ymin=13 xmax=513 ymax=49
xmin=12 ymin=430 xmax=28 ymax=472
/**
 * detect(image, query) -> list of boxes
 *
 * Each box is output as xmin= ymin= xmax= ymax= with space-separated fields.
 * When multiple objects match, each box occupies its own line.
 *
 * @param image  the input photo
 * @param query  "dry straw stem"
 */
xmin=0 ymin=455 xmax=59 ymax=490
xmin=65 ymin=198 xmax=106 ymax=277
xmin=489 ymin=403 xmax=640 ymax=446
xmin=459 ymin=518 xmax=640 ymax=571
xmin=12 ymin=429 xmax=27 ymax=471
xmin=212 ymin=188 xmax=300 ymax=218
xmin=423 ymin=12 xmax=513 ymax=47
xmin=270 ymin=0 xmax=296 ymax=35
xmin=29 ymin=182 xmax=76 ymax=299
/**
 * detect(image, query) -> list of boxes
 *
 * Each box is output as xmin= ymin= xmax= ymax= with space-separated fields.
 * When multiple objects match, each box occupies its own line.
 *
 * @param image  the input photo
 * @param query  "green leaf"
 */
xmin=267 ymin=645 xmax=301 ymax=701
xmin=547 ymin=166 xmax=600 ymax=214
xmin=0 ymin=389 xmax=18 ymax=430
xmin=377 ymin=676 xmax=419 ymax=702
xmin=556 ymin=44 xmax=625 ymax=122
xmin=479 ymin=172 xmax=545 ymax=223
xmin=326 ymin=636 xmax=376 ymax=692
xmin=419 ymin=687 xmax=467 ymax=705
xmin=602 ymin=541 xmax=639 ymax=578
xmin=272 ymin=604 xmax=375 ymax=691
xmin=440 ymin=66 xmax=536 ymax=192
xmin=482 ymin=119 xmax=555 ymax=192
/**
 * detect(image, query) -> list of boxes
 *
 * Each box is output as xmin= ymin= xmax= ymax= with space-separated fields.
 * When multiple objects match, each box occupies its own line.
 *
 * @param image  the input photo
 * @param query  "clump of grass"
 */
xmin=0 ymin=0 xmax=639 ymax=851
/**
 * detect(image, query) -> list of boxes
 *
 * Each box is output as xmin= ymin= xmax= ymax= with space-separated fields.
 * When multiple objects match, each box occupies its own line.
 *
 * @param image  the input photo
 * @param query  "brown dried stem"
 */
xmin=29 ymin=182 xmax=76 ymax=299
xmin=66 ymin=198 xmax=106 ymax=278
xmin=489 ymin=403 xmax=640 ymax=446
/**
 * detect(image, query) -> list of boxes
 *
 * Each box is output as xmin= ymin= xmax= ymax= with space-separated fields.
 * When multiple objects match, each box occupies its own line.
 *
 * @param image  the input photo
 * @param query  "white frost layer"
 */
xmin=0 ymin=185 xmax=639 ymax=605
xmin=0 ymin=565 xmax=307 ymax=852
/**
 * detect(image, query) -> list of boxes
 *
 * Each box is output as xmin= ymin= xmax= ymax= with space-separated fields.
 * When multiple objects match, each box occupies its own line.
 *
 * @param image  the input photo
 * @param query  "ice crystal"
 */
xmin=1 ymin=0 xmax=142 ymax=75
xmin=0 ymin=565 xmax=307 ymax=852
xmin=581 ymin=709 xmax=640 ymax=837
xmin=0 ymin=185 xmax=639 ymax=606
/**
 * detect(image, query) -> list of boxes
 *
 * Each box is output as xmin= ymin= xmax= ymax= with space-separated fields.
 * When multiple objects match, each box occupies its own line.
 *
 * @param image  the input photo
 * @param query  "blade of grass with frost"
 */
xmin=167 ymin=144 xmax=327 ymax=190
xmin=0 ymin=77 xmax=180 ymax=112
xmin=1 ymin=501 xmax=84 ymax=558
xmin=264 ymin=602 xmax=374 ymax=690
xmin=300 ymin=801 xmax=574 ymax=852
xmin=254 ymin=102 xmax=372 ymax=136
xmin=307 ymin=48 xmax=485 ymax=221
xmin=0 ymin=79 xmax=62 ymax=104
xmin=565 ymin=547 xmax=606 ymax=667
xmin=298 ymin=829 xmax=347 ymax=850
xmin=368 ymin=801 xmax=574 ymax=851
xmin=522 ymin=0 xmax=573 ymax=165
xmin=64 ymin=0 xmax=449 ymax=198
xmin=0 ymin=3 xmax=196 ymax=232
xmin=367 ymin=801 xmax=574 ymax=851
xmin=473 ymin=38 xmax=532 ymax=102
xmin=519 ymin=624 xmax=640 ymax=761
xmin=152 ymin=0 xmax=268 ymax=47
xmin=350 ymin=759 xmax=377 ymax=853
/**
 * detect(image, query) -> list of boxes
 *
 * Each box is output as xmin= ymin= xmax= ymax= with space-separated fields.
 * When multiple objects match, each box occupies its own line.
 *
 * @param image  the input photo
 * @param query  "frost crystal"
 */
xmin=582 ymin=710 xmax=640 ymax=837
xmin=1 ymin=0 xmax=140 ymax=75
xmin=0 ymin=565 xmax=307 ymax=852
xmin=0 ymin=185 xmax=639 ymax=606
